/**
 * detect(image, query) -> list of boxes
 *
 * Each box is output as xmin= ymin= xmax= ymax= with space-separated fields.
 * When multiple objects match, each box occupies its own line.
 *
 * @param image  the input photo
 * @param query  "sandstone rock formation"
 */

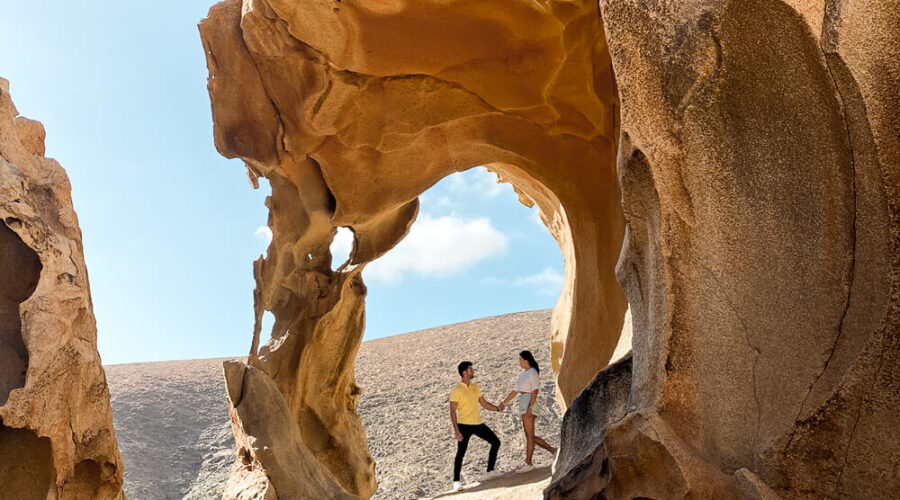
xmin=0 ymin=79 xmax=124 ymax=498
xmin=199 ymin=0 xmax=626 ymax=497
xmin=200 ymin=0 xmax=898 ymax=498
xmin=548 ymin=354 xmax=632 ymax=498
xmin=589 ymin=0 xmax=899 ymax=497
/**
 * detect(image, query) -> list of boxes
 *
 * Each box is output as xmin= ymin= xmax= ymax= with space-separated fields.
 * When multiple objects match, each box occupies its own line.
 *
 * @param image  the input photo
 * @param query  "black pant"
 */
xmin=454 ymin=423 xmax=501 ymax=481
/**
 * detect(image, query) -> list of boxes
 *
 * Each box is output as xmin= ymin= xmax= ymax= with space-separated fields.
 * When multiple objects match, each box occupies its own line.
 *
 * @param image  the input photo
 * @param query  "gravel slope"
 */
xmin=106 ymin=309 xmax=562 ymax=499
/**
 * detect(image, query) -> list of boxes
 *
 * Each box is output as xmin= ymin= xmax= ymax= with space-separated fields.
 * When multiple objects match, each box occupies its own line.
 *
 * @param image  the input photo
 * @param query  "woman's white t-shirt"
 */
xmin=514 ymin=367 xmax=540 ymax=393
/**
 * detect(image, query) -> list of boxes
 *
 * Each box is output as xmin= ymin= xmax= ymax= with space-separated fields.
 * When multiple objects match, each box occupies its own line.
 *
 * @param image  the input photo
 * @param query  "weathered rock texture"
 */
xmin=548 ymin=354 xmax=632 ymax=498
xmin=563 ymin=0 xmax=899 ymax=498
xmin=201 ymin=0 xmax=899 ymax=497
xmin=0 ymin=79 xmax=124 ymax=498
xmin=199 ymin=0 xmax=626 ymax=497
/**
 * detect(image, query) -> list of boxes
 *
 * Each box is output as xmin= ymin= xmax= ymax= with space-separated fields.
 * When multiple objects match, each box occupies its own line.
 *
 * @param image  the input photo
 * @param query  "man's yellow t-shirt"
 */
xmin=450 ymin=382 xmax=482 ymax=425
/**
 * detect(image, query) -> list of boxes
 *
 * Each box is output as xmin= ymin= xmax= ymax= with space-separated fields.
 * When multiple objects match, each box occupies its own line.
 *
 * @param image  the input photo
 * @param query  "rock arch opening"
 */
xmin=335 ymin=166 xmax=566 ymax=342
xmin=345 ymin=163 xmax=599 ymax=494
xmin=200 ymin=0 xmax=628 ymax=496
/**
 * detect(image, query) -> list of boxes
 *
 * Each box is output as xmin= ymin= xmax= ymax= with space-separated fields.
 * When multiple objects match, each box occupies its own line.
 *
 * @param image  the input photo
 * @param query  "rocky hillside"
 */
xmin=106 ymin=310 xmax=563 ymax=499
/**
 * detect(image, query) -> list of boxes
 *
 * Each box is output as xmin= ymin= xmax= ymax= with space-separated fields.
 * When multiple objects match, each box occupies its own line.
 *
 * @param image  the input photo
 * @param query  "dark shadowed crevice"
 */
xmin=59 ymin=459 xmax=120 ymax=498
xmin=0 ymin=219 xmax=42 ymax=407
xmin=0 ymin=425 xmax=54 ymax=499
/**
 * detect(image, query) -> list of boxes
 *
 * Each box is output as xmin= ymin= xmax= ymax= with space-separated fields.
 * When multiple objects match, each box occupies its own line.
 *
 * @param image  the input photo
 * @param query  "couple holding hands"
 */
xmin=448 ymin=350 xmax=557 ymax=491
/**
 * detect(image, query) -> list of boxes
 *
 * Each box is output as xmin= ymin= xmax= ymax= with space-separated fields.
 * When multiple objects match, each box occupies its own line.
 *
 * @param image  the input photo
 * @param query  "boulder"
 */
xmin=550 ymin=353 xmax=632 ymax=490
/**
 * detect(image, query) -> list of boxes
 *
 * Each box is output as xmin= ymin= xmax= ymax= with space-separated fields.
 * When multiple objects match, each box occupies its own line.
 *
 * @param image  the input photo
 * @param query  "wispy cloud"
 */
xmin=330 ymin=226 xmax=354 ymax=268
xmin=446 ymin=166 xmax=511 ymax=200
xmin=515 ymin=267 xmax=565 ymax=296
xmin=365 ymin=213 xmax=508 ymax=284
xmin=254 ymin=225 xmax=272 ymax=244
xmin=419 ymin=192 xmax=456 ymax=210
xmin=529 ymin=206 xmax=546 ymax=228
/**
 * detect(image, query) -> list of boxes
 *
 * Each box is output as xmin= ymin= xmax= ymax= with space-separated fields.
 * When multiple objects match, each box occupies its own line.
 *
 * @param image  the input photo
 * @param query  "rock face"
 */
xmin=199 ymin=0 xmax=626 ymax=497
xmin=200 ymin=0 xmax=899 ymax=498
xmin=593 ymin=0 xmax=899 ymax=498
xmin=0 ymin=79 xmax=124 ymax=498
xmin=548 ymin=354 xmax=632 ymax=498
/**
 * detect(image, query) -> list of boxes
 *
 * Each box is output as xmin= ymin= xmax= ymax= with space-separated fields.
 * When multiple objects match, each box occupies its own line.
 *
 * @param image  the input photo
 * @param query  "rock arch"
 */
xmin=201 ymin=0 xmax=899 ymax=498
xmin=200 ymin=0 xmax=626 ymax=496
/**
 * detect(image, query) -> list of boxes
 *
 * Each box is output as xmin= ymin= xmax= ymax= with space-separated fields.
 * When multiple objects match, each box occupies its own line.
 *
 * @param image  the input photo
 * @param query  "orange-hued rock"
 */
xmin=558 ymin=0 xmax=899 ymax=498
xmin=201 ymin=0 xmax=898 ymax=498
xmin=199 ymin=0 xmax=626 ymax=497
xmin=0 ymin=78 xmax=124 ymax=498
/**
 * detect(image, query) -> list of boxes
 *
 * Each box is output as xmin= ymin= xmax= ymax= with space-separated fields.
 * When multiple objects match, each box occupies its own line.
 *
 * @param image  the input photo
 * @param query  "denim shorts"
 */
xmin=517 ymin=393 xmax=539 ymax=416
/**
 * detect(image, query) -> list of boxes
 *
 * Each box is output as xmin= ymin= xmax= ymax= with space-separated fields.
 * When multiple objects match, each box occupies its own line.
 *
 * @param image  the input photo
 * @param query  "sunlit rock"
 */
xmin=594 ymin=0 xmax=900 ymax=497
xmin=200 ymin=0 xmax=899 ymax=497
xmin=0 ymin=78 xmax=124 ymax=499
xmin=199 ymin=0 xmax=625 ymax=497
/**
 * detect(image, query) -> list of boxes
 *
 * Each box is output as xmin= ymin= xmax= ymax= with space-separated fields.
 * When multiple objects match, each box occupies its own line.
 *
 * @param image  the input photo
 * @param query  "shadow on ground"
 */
xmin=427 ymin=466 xmax=551 ymax=499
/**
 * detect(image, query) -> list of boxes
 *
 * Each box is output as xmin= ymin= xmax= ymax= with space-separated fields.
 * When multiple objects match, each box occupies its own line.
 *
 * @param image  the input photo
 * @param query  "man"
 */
xmin=449 ymin=360 xmax=504 ymax=491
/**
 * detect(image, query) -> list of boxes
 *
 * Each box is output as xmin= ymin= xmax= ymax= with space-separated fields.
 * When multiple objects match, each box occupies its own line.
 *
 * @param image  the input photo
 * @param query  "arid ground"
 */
xmin=106 ymin=310 xmax=565 ymax=499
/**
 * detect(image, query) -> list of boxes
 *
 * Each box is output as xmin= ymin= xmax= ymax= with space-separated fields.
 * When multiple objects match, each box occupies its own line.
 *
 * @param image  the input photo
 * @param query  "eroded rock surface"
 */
xmin=548 ymin=354 xmax=632 ymax=498
xmin=589 ymin=0 xmax=899 ymax=498
xmin=0 ymin=79 xmax=124 ymax=498
xmin=200 ymin=0 xmax=898 ymax=498
xmin=199 ymin=0 xmax=625 ymax=497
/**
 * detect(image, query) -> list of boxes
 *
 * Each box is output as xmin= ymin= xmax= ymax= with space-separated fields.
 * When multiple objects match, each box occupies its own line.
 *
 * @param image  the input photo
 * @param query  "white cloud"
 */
xmin=445 ymin=166 xmax=511 ymax=200
xmin=254 ymin=225 xmax=272 ymax=243
xmin=530 ymin=206 xmax=546 ymax=228
xmin=365 ymin=213 xmax=508 ymax=283
xmin=419 ymin=192 xmax=456 ymax=210
xmin=515 ymin=267 xmax=565 ymax=296
xmin=330 ymin=226 xmax=355 ymax=269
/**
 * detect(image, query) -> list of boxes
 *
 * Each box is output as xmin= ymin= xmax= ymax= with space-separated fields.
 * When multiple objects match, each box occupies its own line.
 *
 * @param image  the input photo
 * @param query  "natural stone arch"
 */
xmin=200 ymin=0 xmax=900 ymax=498
xmin=200 ymin=0 xmax=626 ymax=496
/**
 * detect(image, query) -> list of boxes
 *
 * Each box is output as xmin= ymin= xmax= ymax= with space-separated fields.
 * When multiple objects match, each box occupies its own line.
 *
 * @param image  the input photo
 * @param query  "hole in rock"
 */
xmin=0 ymin=425 xmax=54 ymax=498
xmin=0 ymin=219 xmax=42 ymax=406
xmin=329 ymin=226 xmax=355 ymax=272
xmin=260 ymin=310 xmax=275 ymax=339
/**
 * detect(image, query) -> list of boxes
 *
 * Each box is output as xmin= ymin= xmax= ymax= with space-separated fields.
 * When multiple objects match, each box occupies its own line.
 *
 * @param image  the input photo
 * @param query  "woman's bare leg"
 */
xmin=523 ymin=414 xmax=536 ymax=464
xmin=533 ymin=435 xmax=556 ymax=454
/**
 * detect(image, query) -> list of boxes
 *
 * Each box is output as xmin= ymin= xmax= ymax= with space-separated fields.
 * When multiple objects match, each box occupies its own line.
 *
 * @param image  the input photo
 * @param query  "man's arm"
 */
xmin=478 ymin=396 xmax=500 ymax=412
xmin=450 ymin=402 xmax=463 ymax=441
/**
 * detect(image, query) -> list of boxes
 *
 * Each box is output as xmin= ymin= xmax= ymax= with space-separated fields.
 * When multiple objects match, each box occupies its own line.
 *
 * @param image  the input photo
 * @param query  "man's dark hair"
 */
xmin=457 ymin=361 xmax=473 ymax=377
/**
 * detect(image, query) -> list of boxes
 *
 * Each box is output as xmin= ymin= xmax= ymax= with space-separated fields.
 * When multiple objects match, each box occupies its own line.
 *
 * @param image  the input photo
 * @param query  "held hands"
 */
xmin=498 ymin=402 xmax=506 ymax=412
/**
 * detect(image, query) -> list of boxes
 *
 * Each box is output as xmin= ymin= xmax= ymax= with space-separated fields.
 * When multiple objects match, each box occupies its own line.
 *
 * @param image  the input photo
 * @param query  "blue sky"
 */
xmin=0 ymin=1 xmax=563 ymax=364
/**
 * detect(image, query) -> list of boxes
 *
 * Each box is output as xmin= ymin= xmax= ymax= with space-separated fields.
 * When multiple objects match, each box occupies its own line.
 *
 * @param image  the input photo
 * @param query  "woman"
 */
xmin=500 ymin=350 xmax=557 ymax=473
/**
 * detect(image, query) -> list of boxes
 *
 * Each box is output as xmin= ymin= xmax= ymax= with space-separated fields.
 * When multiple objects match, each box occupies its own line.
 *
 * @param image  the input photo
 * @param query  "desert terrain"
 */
xmin=106 ymin=310 xmax=565 ymax=499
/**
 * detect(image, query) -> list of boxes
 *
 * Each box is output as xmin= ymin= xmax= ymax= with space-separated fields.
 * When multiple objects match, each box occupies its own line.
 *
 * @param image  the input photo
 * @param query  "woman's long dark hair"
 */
xmin=520 ymin=350 xmax=539 ymax=373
